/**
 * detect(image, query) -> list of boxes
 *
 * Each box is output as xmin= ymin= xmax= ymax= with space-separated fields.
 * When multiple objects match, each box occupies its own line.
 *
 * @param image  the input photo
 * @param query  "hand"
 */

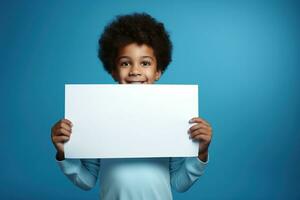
xmin=51 ymin=119 xmax=73 ymax=160
xmin=188 ymin=117 xmax=213 ymax=161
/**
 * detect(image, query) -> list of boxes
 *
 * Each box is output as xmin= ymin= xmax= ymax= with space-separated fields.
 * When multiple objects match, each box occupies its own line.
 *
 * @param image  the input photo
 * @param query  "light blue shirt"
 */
xmin=57 ymin=156 xmax=208 ymax=200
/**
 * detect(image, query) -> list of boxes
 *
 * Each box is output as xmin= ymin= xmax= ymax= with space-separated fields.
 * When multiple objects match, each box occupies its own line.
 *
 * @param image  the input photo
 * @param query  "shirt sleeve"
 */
xmin=56 ymin=158 xmax=100 ymax=191
xmin=169 ymin=155 xmax=209 ymax=192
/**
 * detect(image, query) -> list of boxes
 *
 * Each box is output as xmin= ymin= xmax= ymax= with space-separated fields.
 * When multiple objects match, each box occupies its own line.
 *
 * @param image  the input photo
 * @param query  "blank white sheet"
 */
xmin=64 ymin=84 xmax=199 ymax=158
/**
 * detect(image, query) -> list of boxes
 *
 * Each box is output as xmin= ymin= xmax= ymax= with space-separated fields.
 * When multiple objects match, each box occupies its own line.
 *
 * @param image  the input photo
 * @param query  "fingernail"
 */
xmin=189 ymin=119 xmax=194 ymax=123
xmin=187 ymin=129 xmax=191 ymax=134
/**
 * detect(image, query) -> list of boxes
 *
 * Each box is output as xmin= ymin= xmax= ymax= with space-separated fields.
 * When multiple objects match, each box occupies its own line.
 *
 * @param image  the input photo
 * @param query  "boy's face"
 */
xmin=112 ymin=43 xmax=161 ymax=84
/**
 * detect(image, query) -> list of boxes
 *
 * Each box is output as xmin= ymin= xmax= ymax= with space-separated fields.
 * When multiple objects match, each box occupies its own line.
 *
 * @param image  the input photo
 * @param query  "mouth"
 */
xmin=127 ymin=81 xmax=147 ymax=84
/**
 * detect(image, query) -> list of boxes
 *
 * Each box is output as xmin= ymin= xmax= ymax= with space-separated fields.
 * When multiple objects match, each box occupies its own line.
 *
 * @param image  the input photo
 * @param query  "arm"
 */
xmin=51 ymin=119 xmax=100 ymax=190
xmin=169 ymin=155 xmax=209 ymax=193
xmin=169 ymin=116 xmax=212 ymax=192
xmin=56 ymin=157 xmax=100 ymax=191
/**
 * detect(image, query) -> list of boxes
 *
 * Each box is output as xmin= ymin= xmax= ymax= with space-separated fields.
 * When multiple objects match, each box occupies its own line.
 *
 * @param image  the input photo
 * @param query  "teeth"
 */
xmin=128 ymin=81 xmax=144 ymax=84
xmin=130 ymin=82 xmax=143 ymax=84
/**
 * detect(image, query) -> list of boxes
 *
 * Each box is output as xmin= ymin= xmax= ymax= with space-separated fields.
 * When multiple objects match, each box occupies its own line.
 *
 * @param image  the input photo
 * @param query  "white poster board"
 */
xmin=64 ymin=84 xmax=199 ymax=158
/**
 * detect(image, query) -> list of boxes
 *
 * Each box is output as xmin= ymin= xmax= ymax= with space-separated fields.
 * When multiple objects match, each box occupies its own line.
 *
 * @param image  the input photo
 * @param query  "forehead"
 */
xmin=117 ymin=43 xmax=155 ymax=59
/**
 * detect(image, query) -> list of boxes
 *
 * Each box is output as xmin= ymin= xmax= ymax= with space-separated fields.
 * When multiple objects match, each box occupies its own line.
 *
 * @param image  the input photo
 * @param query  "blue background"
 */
xmin=1 ymin=0 xmax=299 ymax=199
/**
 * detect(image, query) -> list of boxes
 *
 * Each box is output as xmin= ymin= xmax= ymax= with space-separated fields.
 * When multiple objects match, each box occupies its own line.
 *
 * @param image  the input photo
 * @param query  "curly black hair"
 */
xmin=98 ymin=12 xmax=173 ymax=75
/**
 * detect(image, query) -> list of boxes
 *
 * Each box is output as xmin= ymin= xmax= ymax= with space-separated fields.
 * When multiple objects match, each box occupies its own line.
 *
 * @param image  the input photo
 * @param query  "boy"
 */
xmin=51 ymin=12 xmax=212 ymax=200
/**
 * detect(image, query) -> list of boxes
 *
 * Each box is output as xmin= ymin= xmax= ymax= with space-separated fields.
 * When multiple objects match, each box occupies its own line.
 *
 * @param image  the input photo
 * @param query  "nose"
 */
xmin=129 ymin=63 xmax=141 ymax=76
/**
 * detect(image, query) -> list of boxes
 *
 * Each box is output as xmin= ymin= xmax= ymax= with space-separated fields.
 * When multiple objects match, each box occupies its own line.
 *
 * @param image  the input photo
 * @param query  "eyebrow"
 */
xmin=116 ymin=56 xmax=155 ymax=62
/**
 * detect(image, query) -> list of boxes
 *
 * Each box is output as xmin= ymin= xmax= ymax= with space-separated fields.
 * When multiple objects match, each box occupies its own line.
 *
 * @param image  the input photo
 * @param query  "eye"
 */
xmin=120 ymin=61 xmax=130 ymax=67
xmin=141 ymin=61 xmax=151 ymax=67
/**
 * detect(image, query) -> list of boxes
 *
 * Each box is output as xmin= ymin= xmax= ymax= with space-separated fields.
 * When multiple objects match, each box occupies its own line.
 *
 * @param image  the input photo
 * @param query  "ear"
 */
xmin=155 ymin=70 xmax=162 ymax=81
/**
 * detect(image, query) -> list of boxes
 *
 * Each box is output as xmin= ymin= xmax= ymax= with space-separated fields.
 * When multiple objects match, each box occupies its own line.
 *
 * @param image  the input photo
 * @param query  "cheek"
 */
xmin=144 ymin=70 xmax=158 ymax=81
xmin=118 ymin=70 xmax=128 ymax=79
xmin=113 ymin=69 xmax=128 ymax=83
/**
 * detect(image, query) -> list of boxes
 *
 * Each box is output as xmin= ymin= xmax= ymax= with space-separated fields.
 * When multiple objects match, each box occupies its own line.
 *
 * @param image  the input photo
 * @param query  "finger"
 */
xmin=189 ymin=123 xmax=210 ymax=133
xmin=189 ymin=117 xmax=210 ymax=126
xmin=52 ymin=121 xmax=72 ymax=135
xmin=55 ymin=128 xmax=71 ymax=137
xmin=60 ymin=122 xmax=72 ymax=131
xmin=193 ymin=134 xmax=210 ymax=143
xmin=190 ymin=129 xmax=210 ymax=138
xmin=53 ymin=135 xmax=70 ymax=143
xmin=61 ymin=119 xmax=73 ymax=127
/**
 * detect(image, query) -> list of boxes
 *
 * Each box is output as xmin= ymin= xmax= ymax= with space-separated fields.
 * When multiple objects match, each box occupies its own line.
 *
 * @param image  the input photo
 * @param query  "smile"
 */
xmin=128 ymin=81 xmax=146 ymax=84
